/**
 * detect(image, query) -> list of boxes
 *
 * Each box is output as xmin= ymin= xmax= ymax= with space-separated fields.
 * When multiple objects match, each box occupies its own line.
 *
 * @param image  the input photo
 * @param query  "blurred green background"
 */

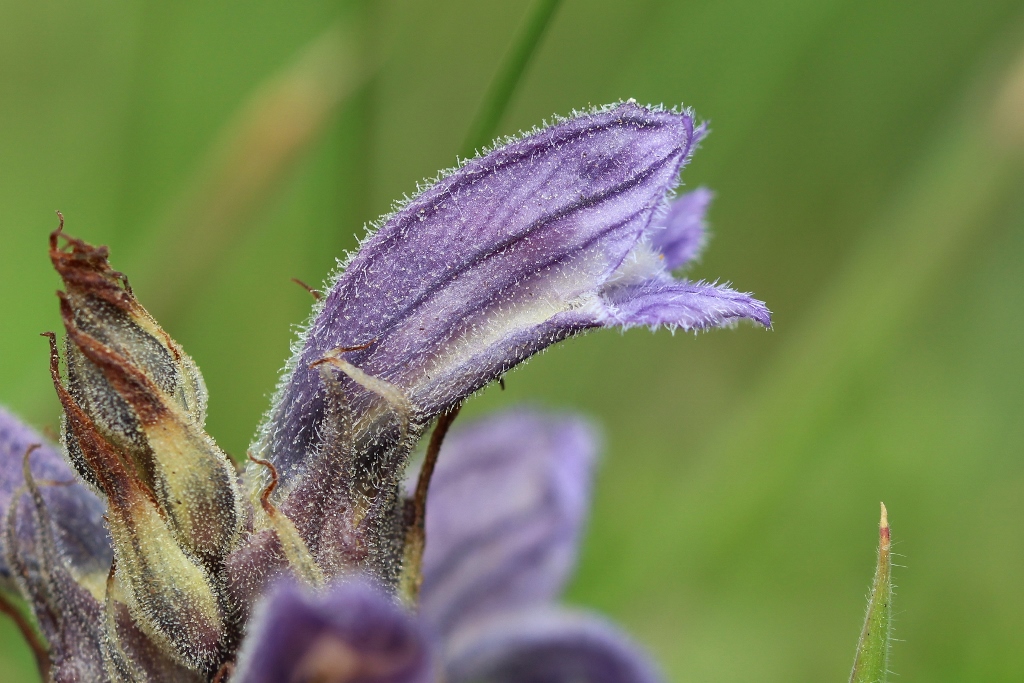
xmin=2 ymin=0 xmax=1024 ymax=681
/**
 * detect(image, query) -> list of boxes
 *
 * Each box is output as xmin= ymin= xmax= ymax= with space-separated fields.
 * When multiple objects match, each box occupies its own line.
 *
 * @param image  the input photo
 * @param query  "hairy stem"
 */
xmin=398 ymin=404 xmax=462 ymax=605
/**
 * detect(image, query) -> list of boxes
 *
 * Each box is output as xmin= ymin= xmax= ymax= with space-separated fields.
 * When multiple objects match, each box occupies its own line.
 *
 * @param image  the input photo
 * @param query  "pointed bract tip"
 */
xmin=879 ymin=502 xmax=890 ymax=545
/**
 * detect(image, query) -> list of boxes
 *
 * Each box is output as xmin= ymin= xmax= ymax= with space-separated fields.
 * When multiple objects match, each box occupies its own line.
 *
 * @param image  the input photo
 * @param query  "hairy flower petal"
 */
xmin=261 ymin=102 xmax=698 ymax=482
xmin=234 ymin=579 xmax=434 ymax=683
xmin=649 ymin=187 xmax=712 ymax=270
xmin=445 ymin=609 xmax=661 ymax=683
xmin=252 ymin=104 xmax=712 ymax=588
xmin=417 ymin=409 xmax=597 ymax=639
xmin=596 ymin=278 xmax=772 ymax=331
xmin=0 ymin=406 xmax=110 ymax=596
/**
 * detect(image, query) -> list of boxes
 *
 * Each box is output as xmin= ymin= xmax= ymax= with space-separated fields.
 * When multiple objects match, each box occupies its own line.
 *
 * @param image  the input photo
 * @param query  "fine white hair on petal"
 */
xmin=249 ymin=103 xmax=767 ymax=593
xmin=255 ymin=101 xmax=698 ymax=479
xmin=250 ymin=101 xmax=702 ymax=467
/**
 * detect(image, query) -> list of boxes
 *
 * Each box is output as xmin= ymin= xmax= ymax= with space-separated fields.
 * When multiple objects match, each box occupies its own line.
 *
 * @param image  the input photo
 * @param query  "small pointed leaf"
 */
xmin=849 ymin=503 xmax=893 ymax=683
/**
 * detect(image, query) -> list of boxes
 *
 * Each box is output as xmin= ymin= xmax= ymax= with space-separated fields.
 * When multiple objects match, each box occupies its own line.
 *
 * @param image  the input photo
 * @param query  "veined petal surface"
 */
xmin=417 ymin=409 xmax=597 ymax=639
xmin=262 ymin=102 xmax=699 ymax=481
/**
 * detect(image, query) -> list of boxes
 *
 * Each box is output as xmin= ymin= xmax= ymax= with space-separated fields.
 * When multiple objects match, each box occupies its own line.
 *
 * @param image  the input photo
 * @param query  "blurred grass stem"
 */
xmin=460 ymin=0 xmax=563 ymax=157
xmin=131 ymin=25 xmax=366 ymax=323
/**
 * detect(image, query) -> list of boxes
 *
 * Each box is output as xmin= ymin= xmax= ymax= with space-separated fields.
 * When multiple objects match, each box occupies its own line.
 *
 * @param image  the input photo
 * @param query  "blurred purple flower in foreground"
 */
xmin=0 ymin=102 xmax=767 ymax=682
xmin=235 ymin=410 xmax=661 ymax=683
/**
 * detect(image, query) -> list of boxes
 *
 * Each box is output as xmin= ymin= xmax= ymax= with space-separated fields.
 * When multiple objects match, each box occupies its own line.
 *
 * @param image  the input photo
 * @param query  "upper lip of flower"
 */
xmin=252 ymin=105 xmax=768 ymax=582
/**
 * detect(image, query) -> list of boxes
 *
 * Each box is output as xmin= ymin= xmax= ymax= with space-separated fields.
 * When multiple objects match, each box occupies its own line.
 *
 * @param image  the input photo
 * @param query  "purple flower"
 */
xmin=0 ymin=102 xmax=768 ymax=681
xmin=250 ymin=102 xmax=768 ymax=586
xmin=0 ymin=409 xmax=109 ymax=681
xmin=235 ymin=410 xmax=659 ymax=683
xmin=0 ymin=407 xmax=111 ymax=594
xmin=650 ymin=186 xmax=712 ymax=270
xmin=416 ymin=410 xmax=595 ymax=639
xmin=232 ymin=580 xmax=435 ymax=683
xmin=262 ymin=105 xmax=764 ymax=471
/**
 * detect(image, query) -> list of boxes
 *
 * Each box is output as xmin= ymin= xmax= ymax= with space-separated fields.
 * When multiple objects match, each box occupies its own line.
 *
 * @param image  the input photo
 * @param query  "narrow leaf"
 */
xmin=460 ymin=0 xmax=563 ymax=157
xmin=849 ymin=503 xmax=893 ymax=683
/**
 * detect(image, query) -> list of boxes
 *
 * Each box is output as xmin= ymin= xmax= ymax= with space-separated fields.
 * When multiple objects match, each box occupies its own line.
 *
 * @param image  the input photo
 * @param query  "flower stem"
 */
xmin=398 ymin=404 xmax=461 ymax=605
xmin=460 ymin=0 xmax=563 ymax=158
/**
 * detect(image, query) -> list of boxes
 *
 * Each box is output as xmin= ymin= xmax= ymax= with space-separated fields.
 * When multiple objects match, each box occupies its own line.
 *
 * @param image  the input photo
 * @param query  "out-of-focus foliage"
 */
xmin=1 ymin=1 xmax=1022 ymax=681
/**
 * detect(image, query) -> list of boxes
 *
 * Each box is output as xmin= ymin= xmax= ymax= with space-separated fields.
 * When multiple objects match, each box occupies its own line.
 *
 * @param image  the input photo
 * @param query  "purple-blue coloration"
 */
xmin=259 ymin=102 xmax=768 ymax=494
xmin=420 ymin=410 xmax=661 ymax=683
xmin=418 ymin=409 xmax=597 ymax=640
xmin=244 ymin=409 xmax=660 ymax=683
xmin=233 ymin=579 xmax=434 ymax=683
xmin=445 ymin=609 xmax=661 ymax=683
xmin=0 ymin=101 xmax=770 ymax=682
xmin=0 ymin=406 xmax=110 ymax=590
xmin=1 ymin=408 xmax=107 ymax=681
xmin=650 ymin=187 xmax=712 ymax=270
xmin=595 ymin=278 xmax=771 ymax=331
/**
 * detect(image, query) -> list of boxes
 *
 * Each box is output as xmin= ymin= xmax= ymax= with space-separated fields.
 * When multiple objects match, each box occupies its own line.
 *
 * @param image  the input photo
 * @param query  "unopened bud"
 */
xmin=48 ymin=342 xmax=225 ymax=669
xmin=50 ymin=224 xmax=241 ymax=565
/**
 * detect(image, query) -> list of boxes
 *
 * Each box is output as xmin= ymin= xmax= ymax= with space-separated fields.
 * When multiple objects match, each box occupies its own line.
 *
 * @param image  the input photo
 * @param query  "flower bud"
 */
xmin=50 ymin=226 xmax=241 ymax=565
xmin=46 ymin=334 xmax=226 ymax=669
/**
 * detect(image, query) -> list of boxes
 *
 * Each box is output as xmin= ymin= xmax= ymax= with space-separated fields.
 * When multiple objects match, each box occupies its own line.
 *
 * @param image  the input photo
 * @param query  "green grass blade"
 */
xmin=849 ymin=503 xmax=893 ymax=683
xmin=460 ymin=0 xmax=563 ymax=157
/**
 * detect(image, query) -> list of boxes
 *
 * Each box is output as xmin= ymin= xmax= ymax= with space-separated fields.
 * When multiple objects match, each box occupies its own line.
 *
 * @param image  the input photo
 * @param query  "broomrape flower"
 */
xmin=0 ymin=102 xmax=768 ymax=682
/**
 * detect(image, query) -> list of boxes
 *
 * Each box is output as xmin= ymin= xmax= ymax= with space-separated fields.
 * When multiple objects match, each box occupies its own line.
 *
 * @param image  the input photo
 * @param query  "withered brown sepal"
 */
xmin=43 ymin=222 xmax=250 ymax=673
xmin=49 ymin=222 xmax=241 ymax=564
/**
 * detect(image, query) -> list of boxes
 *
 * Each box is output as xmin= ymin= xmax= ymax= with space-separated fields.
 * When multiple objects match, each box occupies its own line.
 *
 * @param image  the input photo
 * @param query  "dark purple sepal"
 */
xmin=445 ymin=609 xmax=662 ymax=683
xmin=417 ymin=409 xmax=597 ymax=639
xmin=0 ymin=406 xmax=111 ymax=592
xmin=3 ymin=446 xmax=107 ymax=682
xmin=233 ymin=578 xmax=436 ymax=683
